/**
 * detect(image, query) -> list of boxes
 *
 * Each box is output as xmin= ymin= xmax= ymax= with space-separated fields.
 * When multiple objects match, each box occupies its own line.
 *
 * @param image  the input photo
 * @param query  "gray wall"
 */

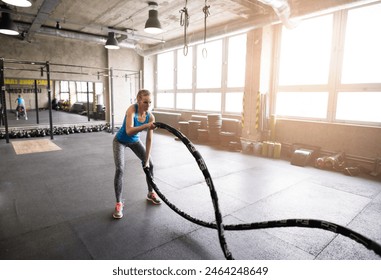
xmin=107 ymin=48 xmax=143 ymax=124
xmin=0 ymin=34 xmax=143 ymax=124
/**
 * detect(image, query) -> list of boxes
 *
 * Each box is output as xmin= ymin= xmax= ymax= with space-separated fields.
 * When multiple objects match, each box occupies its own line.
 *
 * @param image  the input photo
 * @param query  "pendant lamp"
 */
xmin=1 ymin=0 xmax=32 ymax=7
xmin=0 ymin=9 xmax=19 ymax=35
xmin=105 ymin=32 xmax=120 ymax=49
xmin=144 ymin=2 xmax=163 ymax=34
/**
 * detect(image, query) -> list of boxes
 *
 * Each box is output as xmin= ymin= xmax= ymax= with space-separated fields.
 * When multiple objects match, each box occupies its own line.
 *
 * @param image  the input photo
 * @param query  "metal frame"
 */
xmin=0 ymin=58 xmax=141 ymax=142
xmin=0 ymin=58 xmax=52 ymax=142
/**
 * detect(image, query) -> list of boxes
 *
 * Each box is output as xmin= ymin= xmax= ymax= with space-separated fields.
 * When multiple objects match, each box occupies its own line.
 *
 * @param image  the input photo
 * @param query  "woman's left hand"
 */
xmin=147 ymin=122 xmax=156 ymax=130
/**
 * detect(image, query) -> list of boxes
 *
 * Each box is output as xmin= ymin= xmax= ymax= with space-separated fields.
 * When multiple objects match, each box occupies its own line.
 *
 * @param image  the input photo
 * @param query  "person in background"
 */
xmin=112 ymin=89 xmax=161 ymax=219
xmin=52 ymin=97 xmax=59 ymax=110
xmin=15 ymin=95 xmax=28 ymax=120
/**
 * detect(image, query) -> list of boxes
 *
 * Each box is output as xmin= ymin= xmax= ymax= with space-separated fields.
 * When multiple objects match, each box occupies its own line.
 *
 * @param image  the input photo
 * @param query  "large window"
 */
xmin=336 ymin=92 xmax=381 ymax=123
xmin=156 ymin=51 xmax=174 ymax=108
xmin=177 ymin=48 xmax=193 ymax=89
xmin=156 ymin=34 xmax=246 ymax=114
xmin=275 ymin=2 xmax=381 ymax=125
xmin=76 ymin=81 xmax=93 ymax=103
xmin=276 ymin=15 xmax=332 ymax=120
xmin=176 ymin=92 xmax=193 ymax=110
xmin=196 ymin=40 xmax=222 ymax=89
xmin=225 ymin=92 xmax=244 ymax=113
xmin=278 ymin=15 xmax=332 ymax=86
xmin=156 ymin=92 xmax=174 ymax=108
xmin=336 ymin=3 xmax=381 ymax=124
xmin=157 ymin=51 xmax=174 ymax=90
xmin=59 ymin=81 xmax=70 ymax=101
xmin=195 ymin=92 xmax=221 ymax=112
xmin=341 ymin=4 xmax=381 ymax=84
xmin=276 ymin=92 xmax=329 ymax=119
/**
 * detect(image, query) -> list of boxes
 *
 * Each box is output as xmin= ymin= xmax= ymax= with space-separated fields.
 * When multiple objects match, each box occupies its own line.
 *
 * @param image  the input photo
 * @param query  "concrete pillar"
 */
xmin=242 ymin=28 xmax=263 ymax=141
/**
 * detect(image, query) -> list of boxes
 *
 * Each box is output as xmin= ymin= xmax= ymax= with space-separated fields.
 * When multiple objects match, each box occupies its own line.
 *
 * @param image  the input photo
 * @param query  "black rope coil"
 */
xmin=143 ymin=122 xmax=381 ymax=260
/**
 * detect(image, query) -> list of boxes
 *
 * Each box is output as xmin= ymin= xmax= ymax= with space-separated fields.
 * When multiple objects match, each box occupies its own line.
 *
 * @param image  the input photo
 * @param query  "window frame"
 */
xmin=155 ymin=33 xmax=247 ymax=115
xmin=76 ymin=81 xmax=94 ymax=103
xmin=273 ymin=3 xmax=381 ymax=127
xmin=59 ymin=81 xmax=70 ymax=101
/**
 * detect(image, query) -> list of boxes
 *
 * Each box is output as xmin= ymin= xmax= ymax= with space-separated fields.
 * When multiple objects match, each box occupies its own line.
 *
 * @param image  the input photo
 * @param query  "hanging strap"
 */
xmin=202 ymin=0 xmax=210 ymax=58
xmin=179 ymin=0 xmax=190 ymax=56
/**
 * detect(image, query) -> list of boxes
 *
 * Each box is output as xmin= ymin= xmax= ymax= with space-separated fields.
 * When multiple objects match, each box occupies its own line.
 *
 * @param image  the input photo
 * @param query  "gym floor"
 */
xmin=0 ymin=113 xmax=380 ymax=260
xmin=3 ymin=109 xmax=104 ymax=129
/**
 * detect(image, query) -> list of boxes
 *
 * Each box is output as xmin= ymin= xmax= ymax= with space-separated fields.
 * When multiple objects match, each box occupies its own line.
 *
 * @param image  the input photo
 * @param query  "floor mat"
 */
xmin=11 ymin=139 xmax=62 ymax=155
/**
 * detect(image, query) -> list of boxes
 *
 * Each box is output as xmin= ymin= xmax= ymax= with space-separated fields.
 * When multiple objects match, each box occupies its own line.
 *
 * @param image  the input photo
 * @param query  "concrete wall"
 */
xmin=275 ymin=119 xmax=381 ymax=161
xmin=0 ymin=34 xmax=143 ymax=124
xmin=143 ymin=55 xmax=155 ymax=94
xmin=4 ymin=81 xmax=48 ymax=110
xmin=107 ymin=48 xmax=143 ymax=124
xmin=1 ymin=35 xmax=107 ymax=80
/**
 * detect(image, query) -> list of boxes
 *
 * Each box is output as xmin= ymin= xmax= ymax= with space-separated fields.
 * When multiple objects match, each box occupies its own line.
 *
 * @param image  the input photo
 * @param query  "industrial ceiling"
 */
xmin=0 ymin=0 xmax=378 ymax=55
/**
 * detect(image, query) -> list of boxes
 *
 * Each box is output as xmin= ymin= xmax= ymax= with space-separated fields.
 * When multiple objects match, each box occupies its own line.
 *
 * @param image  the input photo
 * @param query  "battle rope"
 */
xmin=179 ymin=0 xmax=190 ymax=56
xmin=143 ymin=122 xmax=381 ymax=260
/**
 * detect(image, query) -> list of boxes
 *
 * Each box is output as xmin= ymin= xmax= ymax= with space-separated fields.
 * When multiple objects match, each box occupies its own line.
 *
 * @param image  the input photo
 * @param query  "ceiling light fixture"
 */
xmin=144 ymin=2 xmax=163 ymax=34
xmin=0 ymin=8 xmax=19 ymax=35
xmin=105 ymin=31 xmax=120 ymax=49
xmin=1 ymin=0 xmax=32 ymax=7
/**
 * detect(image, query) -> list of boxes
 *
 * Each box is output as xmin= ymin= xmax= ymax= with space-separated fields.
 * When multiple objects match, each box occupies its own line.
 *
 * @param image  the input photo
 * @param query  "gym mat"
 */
xmin=11 ymin=139 xmax=62 ymax=155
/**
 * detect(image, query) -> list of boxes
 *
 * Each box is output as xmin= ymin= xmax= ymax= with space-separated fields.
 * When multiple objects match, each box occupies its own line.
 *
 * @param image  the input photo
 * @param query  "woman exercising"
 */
xmin=112 ymin=89 xmax=160 ymax=219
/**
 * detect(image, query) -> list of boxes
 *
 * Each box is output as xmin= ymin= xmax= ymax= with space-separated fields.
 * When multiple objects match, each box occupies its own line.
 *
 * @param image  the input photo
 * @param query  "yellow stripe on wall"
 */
xmin=5 ymin=79 xmax=48 ymax=86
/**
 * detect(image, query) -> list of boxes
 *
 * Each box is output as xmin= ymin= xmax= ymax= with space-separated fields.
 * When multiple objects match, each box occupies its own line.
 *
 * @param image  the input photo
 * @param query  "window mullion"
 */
xmin=221 ymin=37 xmax=227 ymax=113
xmin=174 ymin=51 xmax=177 ymax=110
xmin=192 ymin=45 xmax=196 ymax=111
xmin=328 ymin=10 xmax=347 ymax=122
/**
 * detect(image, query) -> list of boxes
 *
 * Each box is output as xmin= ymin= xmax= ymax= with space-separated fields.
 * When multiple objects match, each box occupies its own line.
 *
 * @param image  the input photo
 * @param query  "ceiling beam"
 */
xmin=24 ymin=0 xmax=62 ymax=41
xmin=142 ymin=0 xmax=379 ymax=56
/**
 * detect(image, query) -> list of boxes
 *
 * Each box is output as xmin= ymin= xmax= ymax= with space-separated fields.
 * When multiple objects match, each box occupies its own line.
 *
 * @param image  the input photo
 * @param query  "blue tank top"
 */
xmin=17 ymin=97 xmax=24 ymax=106
xmin=116 ymin=104 xmax=150 ymax=143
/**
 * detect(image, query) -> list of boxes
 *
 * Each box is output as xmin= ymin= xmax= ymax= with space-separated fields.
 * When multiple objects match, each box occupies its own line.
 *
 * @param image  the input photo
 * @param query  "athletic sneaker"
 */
xmin=147 ymin=192 xmax=161 ymax=205
xmin=112 ymin=202 xmax=124 ymax=219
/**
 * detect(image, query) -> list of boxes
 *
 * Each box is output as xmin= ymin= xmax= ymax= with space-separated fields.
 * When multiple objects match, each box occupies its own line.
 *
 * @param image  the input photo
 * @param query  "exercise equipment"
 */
xmin=16 ymin=106 xmax=26 ymax=119
xmin=316 ymin=152 xmax=346 ymax=171
xmin=0 ymin=58 xmax=139 ymax=142
xmin=291 ymin=148 xmax=314 ymax=167
xmin=143 ymin=122 xmax=381 ymax=260
xmin=0 ymin=124 xmax=110 ymax=141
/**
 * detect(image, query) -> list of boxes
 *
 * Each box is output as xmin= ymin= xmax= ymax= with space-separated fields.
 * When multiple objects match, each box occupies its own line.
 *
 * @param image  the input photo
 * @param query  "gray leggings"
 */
xmin=113 ymin=136 xmax=154 ymax=202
